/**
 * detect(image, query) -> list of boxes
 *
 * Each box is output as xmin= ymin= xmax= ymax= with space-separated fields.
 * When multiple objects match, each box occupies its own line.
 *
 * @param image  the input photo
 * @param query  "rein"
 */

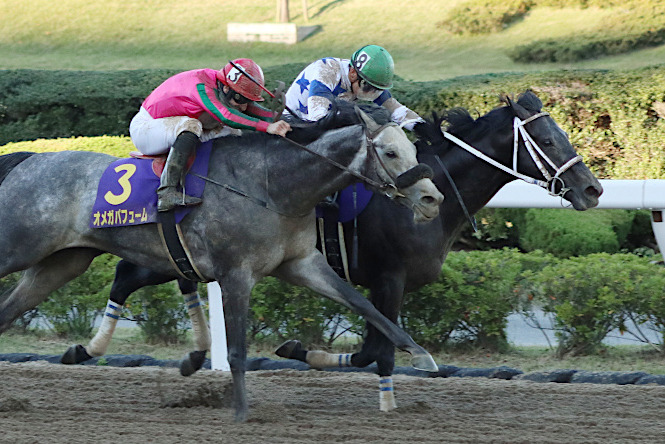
xmin=441 ymin=112 xmax=583 ymax=197
xmin=281 ymin=122 xmax=407 ymax=198
xmin=190 ymin=172 xmax=310 ymax=218
xmin=191 ymin=121 xmax=424 ymax=217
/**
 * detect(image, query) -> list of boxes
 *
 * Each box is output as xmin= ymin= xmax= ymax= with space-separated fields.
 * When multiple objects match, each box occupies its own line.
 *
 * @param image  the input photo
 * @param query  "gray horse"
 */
xmin=60 ymin=92 xmax=603 ymax=413
xmin=0 ymin=109 xmax=442 ymax=421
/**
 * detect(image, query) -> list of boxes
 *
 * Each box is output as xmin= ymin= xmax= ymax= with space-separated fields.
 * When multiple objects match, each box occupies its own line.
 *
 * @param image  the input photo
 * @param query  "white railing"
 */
xmin=486 ymin=179 xmax=665 ymax=263
xmin=209 ymin=179 xmax=665 ymax=370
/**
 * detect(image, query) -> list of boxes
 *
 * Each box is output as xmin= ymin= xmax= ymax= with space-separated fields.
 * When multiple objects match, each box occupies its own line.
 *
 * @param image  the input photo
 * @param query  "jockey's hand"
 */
xmin=267 ymin=120 xmax=292 ymax=137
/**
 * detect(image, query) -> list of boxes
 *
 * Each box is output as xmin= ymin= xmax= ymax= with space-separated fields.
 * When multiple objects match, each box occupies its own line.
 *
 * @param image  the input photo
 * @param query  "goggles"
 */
xmin=225 ymin=88 xmax=253 ymax=105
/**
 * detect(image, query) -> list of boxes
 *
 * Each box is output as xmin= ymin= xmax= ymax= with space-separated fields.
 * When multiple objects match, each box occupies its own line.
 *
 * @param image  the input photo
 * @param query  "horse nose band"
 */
xmin=364 ymin=123 xmax=428 ymax=200
xmin=514 ymin=113 xmax=583 ymax=197
xmin=440 ymin=112 xmax=582 ymax=199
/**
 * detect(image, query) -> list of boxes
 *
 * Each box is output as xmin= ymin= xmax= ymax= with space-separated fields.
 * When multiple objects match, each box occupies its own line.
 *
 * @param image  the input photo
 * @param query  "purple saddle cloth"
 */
xmin=90 ymin=141 xmax=213 ymax=228
xmin=316 ymin=183 xmax=374 ymax=223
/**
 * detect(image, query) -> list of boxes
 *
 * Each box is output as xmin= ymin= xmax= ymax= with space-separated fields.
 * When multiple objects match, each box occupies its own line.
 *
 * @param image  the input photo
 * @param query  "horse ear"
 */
xmin=500 ymin=93 xmax=515 ymax=109
xmin=355 ymin=106 xmax=381 ymax=133
xmin=501 ymin=93 xmax=530 ymax=120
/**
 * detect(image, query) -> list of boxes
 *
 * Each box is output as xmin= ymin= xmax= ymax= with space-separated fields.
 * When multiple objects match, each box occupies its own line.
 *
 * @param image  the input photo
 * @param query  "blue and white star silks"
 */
xmin=285 ymin=57 xmax=391 ymax=121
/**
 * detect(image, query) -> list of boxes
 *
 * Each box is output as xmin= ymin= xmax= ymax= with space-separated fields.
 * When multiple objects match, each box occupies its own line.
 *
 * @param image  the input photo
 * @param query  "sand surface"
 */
xmin=1 ymin=362 xmax=664 ymax=443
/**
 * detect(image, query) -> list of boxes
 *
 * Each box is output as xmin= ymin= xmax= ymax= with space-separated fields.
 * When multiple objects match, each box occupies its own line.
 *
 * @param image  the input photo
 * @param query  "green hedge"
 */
xmin=507 ymin=1 xmax=665 ymax=63
xmin=520 ymin=209 xmax=635 ymax=257
xmin=3 ymin=249 xmax=664 ymax=355
xmin=437 ymin=0 xmax=534 ymax=35
xmin=3 ymin=66 xmax=665 ymax=181
xmin=38 ymin=254 xmax=117 ymax=338
xmin=0 ymin=65 xmax=305 ymax=146
xmin=532 ymin=253 xmax=665 ymax=355
xmin=0 ymin=69 xmax=180 ymax=145
xmin=401 ymin=249 xmax=524 ymax=351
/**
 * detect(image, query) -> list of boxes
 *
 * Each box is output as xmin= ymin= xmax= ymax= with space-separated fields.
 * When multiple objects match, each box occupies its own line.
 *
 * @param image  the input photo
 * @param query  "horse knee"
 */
xmin=227 ymin=351 xmax=246 ymax=371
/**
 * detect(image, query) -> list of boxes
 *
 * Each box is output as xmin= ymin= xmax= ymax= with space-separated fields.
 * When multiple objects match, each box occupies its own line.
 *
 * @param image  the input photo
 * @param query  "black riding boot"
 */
xmin=157 ymin=131 xmax=202 ymax=212
xmin=320 ymin=196 xmax=344 ymax=278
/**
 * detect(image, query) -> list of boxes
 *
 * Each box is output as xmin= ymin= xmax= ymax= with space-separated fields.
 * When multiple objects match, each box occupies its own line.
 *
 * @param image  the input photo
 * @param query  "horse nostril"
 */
xmin=421 ymin=194 xmax=443 ymax=206
xmin=586 ymin=184 xmax=603 ymax=199
xmin=421 ymin=196 xmax=435 ymax=206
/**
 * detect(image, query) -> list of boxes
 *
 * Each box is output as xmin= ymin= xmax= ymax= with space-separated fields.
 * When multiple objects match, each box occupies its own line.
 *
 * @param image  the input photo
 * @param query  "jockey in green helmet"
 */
xmin=351 ymin=44 xmax=395 ymax=90
xmin=284 ymin=44 xmax=424 ymax=130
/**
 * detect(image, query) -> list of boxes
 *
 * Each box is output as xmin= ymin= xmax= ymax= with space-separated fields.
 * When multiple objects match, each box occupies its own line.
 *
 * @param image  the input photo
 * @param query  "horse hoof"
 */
xmin=411 ymin=352 xmax=438 ymax=373
xmin=274 ymin=340 xmax=302 ymax=359
xmin=60 ymin=344 xmax=93 ymax=365
xmin=234 ymin=408 xmax=248 ymax=423
xmin=180 ymin=350 xmax=207 ymax=377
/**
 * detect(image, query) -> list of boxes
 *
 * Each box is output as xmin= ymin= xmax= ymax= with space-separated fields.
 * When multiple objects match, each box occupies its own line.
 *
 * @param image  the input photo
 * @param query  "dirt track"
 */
xmin=1 ymin=362 xmax=664 ymax=444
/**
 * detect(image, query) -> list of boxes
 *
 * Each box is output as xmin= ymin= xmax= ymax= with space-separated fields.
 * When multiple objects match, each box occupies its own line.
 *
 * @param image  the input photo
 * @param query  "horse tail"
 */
xmin=0 ymin=152 xmax=36 ymax=186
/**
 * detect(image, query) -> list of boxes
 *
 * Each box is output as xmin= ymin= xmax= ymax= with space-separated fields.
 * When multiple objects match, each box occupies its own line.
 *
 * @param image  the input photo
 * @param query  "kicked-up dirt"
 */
xmin=1 ymin=361 xmax=664 ymax=443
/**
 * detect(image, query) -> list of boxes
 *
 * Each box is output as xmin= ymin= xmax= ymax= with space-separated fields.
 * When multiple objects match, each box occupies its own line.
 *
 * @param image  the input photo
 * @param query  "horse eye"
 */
xmin=542 ymin=139 xmax=553 ymax=146
xmin=385 ymin=151 xmax=397 ymax=159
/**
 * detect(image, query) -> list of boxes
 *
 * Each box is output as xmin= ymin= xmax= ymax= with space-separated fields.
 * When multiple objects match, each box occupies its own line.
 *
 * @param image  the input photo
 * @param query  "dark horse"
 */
xmin=0 ymin=104 xmax=443 ymax=421
xmin=278 ymin=91 xmax=602 ymax=409
xmin=63 ymin=91 xmax=601 ymax=411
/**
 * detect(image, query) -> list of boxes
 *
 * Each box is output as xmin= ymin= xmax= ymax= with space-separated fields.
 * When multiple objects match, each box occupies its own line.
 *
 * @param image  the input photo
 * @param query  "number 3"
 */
xmin=104 ymin=163 xmax=136 ymax=205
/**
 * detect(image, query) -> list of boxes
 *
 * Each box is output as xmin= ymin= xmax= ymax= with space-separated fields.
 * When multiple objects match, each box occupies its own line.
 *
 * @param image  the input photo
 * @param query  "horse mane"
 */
xmin=286 ymin=98 xmax=391 ymax=144
xmin=415 ymin=90 xmax=543 ymax=148
xmin=0 ymin=152 xmax=35 ymax=186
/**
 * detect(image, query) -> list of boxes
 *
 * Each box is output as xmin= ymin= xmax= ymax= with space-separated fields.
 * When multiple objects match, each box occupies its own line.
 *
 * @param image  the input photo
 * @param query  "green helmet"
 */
xmin=351 ymin=45 xmax=394 ymax=90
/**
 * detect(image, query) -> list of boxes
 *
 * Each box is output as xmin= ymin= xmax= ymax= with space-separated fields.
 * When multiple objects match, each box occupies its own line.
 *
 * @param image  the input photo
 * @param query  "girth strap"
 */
xmin=157 ymin=211 xmax=208 ymax=282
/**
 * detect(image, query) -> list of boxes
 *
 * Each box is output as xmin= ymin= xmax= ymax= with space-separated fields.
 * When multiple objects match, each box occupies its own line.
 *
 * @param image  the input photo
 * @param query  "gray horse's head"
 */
xmin=356 ymin=108 xmax=443 ymax=222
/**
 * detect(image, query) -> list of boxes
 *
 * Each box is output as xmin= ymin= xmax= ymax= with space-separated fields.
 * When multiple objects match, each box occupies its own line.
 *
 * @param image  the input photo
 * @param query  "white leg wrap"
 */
xmin=305 ymin=351 xmax=353 ymax=369
xmin=379 ymin=377 xmax=397 ymax=412
xmin=86 ymin=300 xmax=122 ymax=357
xmin=184 ymin=292 xmax=211 ymax=351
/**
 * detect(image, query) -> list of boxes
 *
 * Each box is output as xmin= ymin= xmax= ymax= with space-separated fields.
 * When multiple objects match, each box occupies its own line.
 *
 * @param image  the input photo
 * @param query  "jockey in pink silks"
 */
xmin=130 ymin=58 xmax=291 ymax=212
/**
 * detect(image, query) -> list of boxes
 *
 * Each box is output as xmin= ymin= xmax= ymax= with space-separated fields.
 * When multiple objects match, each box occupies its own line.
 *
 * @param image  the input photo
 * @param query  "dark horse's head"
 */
xmin=414 ymin=90 xmax=602 ymax=211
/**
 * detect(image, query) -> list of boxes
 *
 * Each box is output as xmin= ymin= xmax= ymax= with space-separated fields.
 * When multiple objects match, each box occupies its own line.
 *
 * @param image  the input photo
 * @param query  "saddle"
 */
xmin=316 ymin=184 xmax=374 ymax=282
xmin=128 ymin=150 xmax=204 ymax=282
xmin=129 ymin=151 xmax=196 ymax=178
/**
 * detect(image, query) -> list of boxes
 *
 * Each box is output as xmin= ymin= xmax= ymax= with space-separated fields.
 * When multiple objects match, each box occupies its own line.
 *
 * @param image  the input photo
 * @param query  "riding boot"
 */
xmin=157 ymin=131 xmax=202 ymax=212
xmin=320 ymin=195 xmax=345 ymax=278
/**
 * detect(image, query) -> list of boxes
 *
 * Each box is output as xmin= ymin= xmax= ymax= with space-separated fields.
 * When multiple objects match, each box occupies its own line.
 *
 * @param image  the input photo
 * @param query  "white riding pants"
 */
xmin=129 ymin=107 xmax=240 ymax=155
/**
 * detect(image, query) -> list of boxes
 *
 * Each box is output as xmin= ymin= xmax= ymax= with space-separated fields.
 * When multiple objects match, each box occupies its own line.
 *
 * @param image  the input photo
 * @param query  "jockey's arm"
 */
xmin=377 ymin=94 xmax=424 ymax=131
xmin=306 ymin=95 xmax=334 ymax=121
xmin=197 ymin=82 xmax=270 ymax=132
xmin=245 ymin=102 xmax=275 ymax=123
xmin=304 ymin=60 xmax=344 ymax=121
xmin=246 ymin=103 xmax=291 ymax=136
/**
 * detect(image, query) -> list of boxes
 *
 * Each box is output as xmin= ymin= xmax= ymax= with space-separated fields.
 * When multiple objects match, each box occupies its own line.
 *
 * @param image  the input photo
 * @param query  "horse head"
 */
xmin=355 ymin=107 xmax=443 ymax=222
xmin=424 ymin=91 xmax=602 ymax=211
xmin=502 ymin=91 xmax=602 ymax=210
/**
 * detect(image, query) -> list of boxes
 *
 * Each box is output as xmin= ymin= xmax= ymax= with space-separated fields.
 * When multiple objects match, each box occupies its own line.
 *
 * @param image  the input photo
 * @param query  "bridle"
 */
xmin=193 ymin=120 xmax=431 ymax=217
xmin=441 ymin=111 xmax=583 ymax=197
xmin=282 ymin=120 xmax=430 ymax=200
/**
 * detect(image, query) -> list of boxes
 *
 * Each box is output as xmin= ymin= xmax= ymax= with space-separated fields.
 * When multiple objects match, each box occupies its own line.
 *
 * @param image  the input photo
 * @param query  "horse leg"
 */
xmin=357 ymin=275 xmax=405 ymax=411
xmin=216 ymin=270 xmax=254 ymax=422
xmin=273 ymin=252 xmax=436 ymax=372
xmin=61 ymin=260 xmax=176 ymax=364
xmin=275 ymin=272 xmax=405 ymax=411
xmin=178 ymin=278 xmax=211 ymax=377
xmin=0 ymin=248 xmax=101 ymax=334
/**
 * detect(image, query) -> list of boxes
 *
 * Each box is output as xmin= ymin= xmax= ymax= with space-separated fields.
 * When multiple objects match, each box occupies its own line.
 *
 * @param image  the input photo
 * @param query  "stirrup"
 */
xmin=157 ymin=189 xmax=202 ymax=212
